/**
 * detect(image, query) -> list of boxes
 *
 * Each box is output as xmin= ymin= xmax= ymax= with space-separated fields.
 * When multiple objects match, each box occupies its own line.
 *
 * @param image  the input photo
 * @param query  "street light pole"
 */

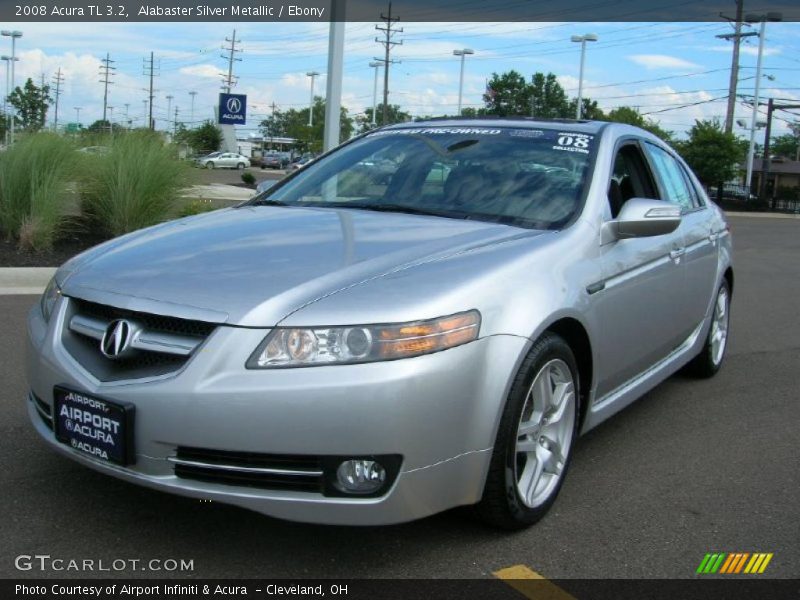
xmin=745 ymin=12 xmax=781 ymax=191
xmin=1 ymin=55 xmax=16 ymax=146
xmin=369 ymin=61 xmax=380 ymax=125
xmin=571 ymin=33 xmax=597 ymax=119
xmin=306 ymin=71 xmax=319 ymax=127
xmin=74 ymin=106 xmax=81 ymax=127
xmin=453 ymin=48 xmax=474 ymax=116
xmin=2 ymin=30 xmax=23 ymax=144
xmin=189 ymin=91 xmax=197 ymax=126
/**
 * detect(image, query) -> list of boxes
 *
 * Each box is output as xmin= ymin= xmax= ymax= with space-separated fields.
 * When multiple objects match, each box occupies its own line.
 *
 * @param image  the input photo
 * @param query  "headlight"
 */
xmin=247 ymin=310 xmax=481 ymax=368
xmin=40 ymin=278 xmax=61 ymax=323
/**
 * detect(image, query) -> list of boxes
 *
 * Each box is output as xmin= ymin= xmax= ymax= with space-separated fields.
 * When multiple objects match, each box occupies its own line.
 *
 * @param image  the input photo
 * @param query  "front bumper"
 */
xmin=26 ymin=297 xmax=527 ymax=525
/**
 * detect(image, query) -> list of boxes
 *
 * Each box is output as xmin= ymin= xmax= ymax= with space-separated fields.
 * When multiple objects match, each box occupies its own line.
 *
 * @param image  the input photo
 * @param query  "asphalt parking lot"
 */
xmin=0 ymin=215 xmax=797 ymax=580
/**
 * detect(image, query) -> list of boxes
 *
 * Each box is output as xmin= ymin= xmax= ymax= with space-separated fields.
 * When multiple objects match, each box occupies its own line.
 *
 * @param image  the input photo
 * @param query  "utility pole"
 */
xmin=39 ymin=72 xmax=48 ymax=128
xmin=756 ymin=98 xmax=800 ymax=204
xmin=718 ymin=1 xmax=757 ymax=134
xmin=107 ymin=106 xmax=114 ymax=133
xmin=221 ymin=29 xmax=242 ymax=93
xmin=174 ymin=105 xmax=179 ymax=135
xmin=143 ymin=52 xmax=158 ymax=129
xmin=99 ymin=52 xmax=115 ymax=124
xmin=375 ymin=2 xmax=402 ymax=126
xmin=189 ymin=90 xmax=197 ymax=125
xmin=52 ymin=67 xmax=64 ymax=131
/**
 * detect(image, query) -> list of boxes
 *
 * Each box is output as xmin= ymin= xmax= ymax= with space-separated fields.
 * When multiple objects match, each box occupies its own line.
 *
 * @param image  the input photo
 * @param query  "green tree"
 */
xmin=770 ymin=131 xmax=799 ymax=160
xmin=7 ymin=78 xmax=52 ymax=132
xmin=260 ymin=97 xmax=354 ymax=153
xmin=604 ymin=106 xmax=673 ymax=142
xmin=483 ymin=70 xmax=531 ymax=116
xmin=0 ymin=109 xmax=8 ymax=143
xmin=87 ymin=119 xmax=111 ymax=133
xmin=483 ymin=71 xmax=597 ymax=120
xmin=675 ymin=119 xmax=745 ymax=186
xmin=356 ymin=104 xmax=411 ymax=131
xmin=570 ymin=98 xmax=605 ymax=120
xmin=529 ymin=72 xmax=572 ymax=118
xmin=187 ymin=121 xmax=223 ymax=154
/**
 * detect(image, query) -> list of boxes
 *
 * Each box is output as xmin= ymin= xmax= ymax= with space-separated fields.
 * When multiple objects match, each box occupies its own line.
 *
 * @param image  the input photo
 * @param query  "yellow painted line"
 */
xmin=744 ymin=554 xmax=760 ymax=574
xmin=749 ymin=553 xmax=767 ymax=574
xmin=493 ymin=564 xmax=577 ymax=600
xmin=758 ymin=553 xmax=773 ymax=574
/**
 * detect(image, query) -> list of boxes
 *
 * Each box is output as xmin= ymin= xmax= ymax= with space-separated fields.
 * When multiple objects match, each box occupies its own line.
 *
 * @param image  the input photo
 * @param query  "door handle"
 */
xmin=708 ymin=232 xmax=719 ymax=243
xmin=669 ymin=248 xmax=685 ymax=261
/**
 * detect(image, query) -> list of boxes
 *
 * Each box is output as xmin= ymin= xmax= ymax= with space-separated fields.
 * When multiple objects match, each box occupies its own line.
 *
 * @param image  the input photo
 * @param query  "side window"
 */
xmin=644 ymin=143 xmax=696 ymax=211
xmin=607 ymin=143 xmax=657 ymax=218
xmin=679 ymin=164 xmax=705 ymax=208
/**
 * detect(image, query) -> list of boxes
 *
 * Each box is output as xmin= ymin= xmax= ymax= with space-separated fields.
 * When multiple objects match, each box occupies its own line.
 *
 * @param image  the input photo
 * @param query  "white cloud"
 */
xmin=704 ymin=45 xmax=782 ymax=58
xmin=180 ymin=64 xmax=224 ymax=79
xmin=628 ymin=55 xmax=701 ymax=70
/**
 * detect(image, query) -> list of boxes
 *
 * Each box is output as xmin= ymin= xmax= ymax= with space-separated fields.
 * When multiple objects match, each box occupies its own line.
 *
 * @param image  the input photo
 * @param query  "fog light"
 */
xmin=335 ymin=459 xmax=386 ymax=494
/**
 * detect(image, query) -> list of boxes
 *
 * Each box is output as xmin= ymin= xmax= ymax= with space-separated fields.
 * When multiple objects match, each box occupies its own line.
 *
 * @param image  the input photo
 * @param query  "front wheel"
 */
xmin=477 ymin=333 xmax=580 ymax=529
xmin=205 ymin=162 xmax=214 ymax=169
xmin=237 ymin=162 xmax=246 ymax=170
xmin=685 ymin=279 xmax=730 ymax=378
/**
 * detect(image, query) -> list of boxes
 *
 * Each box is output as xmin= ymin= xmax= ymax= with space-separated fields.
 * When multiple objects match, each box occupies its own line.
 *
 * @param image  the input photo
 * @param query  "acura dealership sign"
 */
xmin=219 ymin=93 xmax=247 ymax=125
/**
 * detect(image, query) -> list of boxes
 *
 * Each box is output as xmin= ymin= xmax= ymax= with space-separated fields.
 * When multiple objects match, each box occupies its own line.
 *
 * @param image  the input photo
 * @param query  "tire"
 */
xmin=237 ymin=162 xmax=246 ymax=170
xmin=205 ymin=162 xmax=214 ymax=169
xmin=685 ymin=279 xmax=731 ymax=378
xmin=477 ymin=333 xmax=580 ymax=529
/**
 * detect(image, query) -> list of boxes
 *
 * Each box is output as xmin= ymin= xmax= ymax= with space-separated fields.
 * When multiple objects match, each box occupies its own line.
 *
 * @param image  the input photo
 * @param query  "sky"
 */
xmin=4 ymin=19 xmax=799 ymax=140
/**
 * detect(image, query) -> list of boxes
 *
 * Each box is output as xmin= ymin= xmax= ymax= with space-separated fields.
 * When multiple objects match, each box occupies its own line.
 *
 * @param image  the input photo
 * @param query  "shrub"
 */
xmin=0 ymin=133 xmax=76 ymax=250
xmin=80 ymin=131 xmax=194 ymax=237
xmin=241 ymin=171 xmax=256 ymax=186
xmin=178 ymin=199 xmax=217 ymax=217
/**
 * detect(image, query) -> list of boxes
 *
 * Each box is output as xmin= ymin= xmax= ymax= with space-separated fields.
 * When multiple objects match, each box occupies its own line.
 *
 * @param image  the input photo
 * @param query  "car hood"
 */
xmin=60 ymin=206 xmax=542 ymax=326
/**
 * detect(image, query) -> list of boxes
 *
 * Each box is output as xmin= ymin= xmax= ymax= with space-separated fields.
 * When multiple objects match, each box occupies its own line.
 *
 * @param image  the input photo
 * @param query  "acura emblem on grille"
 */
xmin=100 ymin=319 xmax=136 ymax=359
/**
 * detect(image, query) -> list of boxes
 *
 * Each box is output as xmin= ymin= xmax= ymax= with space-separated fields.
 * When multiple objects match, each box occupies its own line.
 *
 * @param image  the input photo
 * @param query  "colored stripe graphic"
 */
xmin=698 ymin=552 xmax=773 ymax=575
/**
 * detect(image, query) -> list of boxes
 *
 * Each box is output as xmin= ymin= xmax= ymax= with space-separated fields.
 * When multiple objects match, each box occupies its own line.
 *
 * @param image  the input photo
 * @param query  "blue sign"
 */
xmin=218 ymin=93 xmax=247 ymax=125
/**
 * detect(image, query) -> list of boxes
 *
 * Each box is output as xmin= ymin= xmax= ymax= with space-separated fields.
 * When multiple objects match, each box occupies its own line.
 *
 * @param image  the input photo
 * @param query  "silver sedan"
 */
xmin=27 ymin=119 xmax=732 ymax=528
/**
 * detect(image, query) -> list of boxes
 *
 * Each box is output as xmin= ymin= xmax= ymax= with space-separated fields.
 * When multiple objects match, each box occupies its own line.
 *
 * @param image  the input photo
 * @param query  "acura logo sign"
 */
xmin=100 ymin=319 xmax=136 ymax=359
xmin=226 ymin=97 xmax=242 ymax=113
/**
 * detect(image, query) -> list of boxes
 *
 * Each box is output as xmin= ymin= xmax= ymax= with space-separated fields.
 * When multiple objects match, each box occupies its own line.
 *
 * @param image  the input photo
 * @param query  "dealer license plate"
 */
xmin=53 ymin=386 xmax=135 ymax=465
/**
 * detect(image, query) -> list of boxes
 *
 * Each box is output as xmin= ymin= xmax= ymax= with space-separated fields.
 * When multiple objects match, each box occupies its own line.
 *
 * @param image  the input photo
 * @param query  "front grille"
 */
xmin=62 ymin=298 xmax=217 ymax=382
xmin=171 ymin=446 xmax=324 ymax=493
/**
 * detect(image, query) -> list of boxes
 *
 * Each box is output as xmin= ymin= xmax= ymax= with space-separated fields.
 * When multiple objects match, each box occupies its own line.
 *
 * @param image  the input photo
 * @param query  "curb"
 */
xmin=0 ymin=267 xmax=56 ymax=296
xmin=726 ymin=211 xmax=800 ymax=219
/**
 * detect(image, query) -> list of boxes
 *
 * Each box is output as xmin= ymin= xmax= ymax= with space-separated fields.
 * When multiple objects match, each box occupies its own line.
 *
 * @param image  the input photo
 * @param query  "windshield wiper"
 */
xmin=248 ymin=198 xmax=292 ymax=207
xmin=316 ymin=202 xmax=466 ymax=220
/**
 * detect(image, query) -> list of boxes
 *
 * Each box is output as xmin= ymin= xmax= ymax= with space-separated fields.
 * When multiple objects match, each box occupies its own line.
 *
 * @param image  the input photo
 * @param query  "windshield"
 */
xmin=250 ymin=126 xmax=596 ymax=229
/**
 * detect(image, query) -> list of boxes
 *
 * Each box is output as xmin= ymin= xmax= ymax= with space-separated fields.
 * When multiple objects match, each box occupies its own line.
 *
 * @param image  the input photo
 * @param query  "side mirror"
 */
xmin=605 ymin=198 xmax=681 ymax=241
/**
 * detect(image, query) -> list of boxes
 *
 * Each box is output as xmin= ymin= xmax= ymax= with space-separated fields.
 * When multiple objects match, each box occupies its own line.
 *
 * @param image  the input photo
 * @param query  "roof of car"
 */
xmin=386 ymin=117 xmax=609 ymax=135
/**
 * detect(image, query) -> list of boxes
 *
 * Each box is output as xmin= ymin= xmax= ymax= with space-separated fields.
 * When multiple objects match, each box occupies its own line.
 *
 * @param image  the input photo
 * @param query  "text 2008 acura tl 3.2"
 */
xmin=27 ymin=119 xmax=732 ymax=528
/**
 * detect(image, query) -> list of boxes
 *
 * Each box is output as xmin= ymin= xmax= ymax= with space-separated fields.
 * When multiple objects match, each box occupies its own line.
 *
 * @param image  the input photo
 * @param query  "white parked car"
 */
xmin=198 ymin=152 xmax=251 ymax=170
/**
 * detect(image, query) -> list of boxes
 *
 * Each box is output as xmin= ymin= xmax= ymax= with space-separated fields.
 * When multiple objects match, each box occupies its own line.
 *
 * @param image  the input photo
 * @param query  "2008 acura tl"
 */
xmin=27 ymin=119 xmax=732 ymax=528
